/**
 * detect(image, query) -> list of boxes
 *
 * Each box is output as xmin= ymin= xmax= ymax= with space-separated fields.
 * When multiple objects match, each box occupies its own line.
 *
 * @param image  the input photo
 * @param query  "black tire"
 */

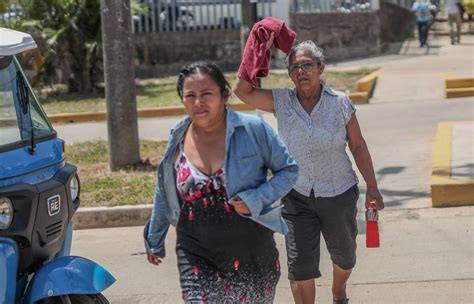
xmin=36 ymin=293 xmax=109 ymax=304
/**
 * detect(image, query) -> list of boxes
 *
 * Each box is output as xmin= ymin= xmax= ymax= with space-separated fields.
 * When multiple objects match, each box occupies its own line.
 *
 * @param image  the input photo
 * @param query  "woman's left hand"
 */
xmin=265 ymin=32 xmax=275 ymax=51
xmin=365 ymin=187 xmax=384 ymax=210
xmin=229 ymin=196 xmax=251 ymax=215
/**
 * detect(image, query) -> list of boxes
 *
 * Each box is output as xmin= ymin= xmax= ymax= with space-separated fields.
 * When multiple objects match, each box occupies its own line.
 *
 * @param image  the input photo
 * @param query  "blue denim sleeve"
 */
xmin=144 ymin=183 xmax=170 ymax=258
xmin=237 ymin=120 xmax=299 ymax=219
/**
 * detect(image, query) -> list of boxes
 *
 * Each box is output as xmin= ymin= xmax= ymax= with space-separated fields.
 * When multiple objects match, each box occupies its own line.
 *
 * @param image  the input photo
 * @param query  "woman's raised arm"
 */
xmin=233 ymin=32 xmax=277 ymax=113
xmin=233 ymin=78 xmax=275 ymax=113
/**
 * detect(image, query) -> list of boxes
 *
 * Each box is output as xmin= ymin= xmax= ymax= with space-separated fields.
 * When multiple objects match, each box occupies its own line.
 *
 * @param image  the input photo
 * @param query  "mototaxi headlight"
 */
xmin=70 ymin=174 xmax=80 ymax=201
xmin=0 ymin=197 xmax=13 ymax=230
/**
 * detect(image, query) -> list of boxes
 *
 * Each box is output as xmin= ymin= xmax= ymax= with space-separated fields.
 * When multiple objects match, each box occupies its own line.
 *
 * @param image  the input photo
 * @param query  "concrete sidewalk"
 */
xmin=431 ymin=121 xmax=474 ymax=207
xmin=65 ymin=31 xmax=474 ymax=303
xmin=68 ymin=34 xmax=474 ymax=228
xmin=451 ymin=122 xmax=474 ymax=182
xmin=72 ymin=206 xmax=474 ymax=303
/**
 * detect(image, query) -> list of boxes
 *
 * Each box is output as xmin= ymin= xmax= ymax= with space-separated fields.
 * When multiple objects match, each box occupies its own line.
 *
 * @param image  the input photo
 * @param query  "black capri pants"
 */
xmin=282 ymin=184 xmax=359 ymax=281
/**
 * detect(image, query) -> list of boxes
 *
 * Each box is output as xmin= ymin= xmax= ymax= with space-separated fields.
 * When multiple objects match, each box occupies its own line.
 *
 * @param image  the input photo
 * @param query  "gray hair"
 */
xmin=285 ymin=40 xmax=325 ymax=67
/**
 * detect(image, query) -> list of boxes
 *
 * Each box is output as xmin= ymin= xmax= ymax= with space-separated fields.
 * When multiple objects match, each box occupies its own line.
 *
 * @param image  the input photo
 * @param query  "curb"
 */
xmin=445 ymin=73 xmax=474 ymax=98
xmin=351 ymin=68 xmax=381 ymax=104
xmin=431 ymin=121 xmax=474 ymax=207
xmin=74 ymin=205 xmax=152 ymax=230
xmin=47 ymin=70 xmax=381 ymax=124
xmin=48 ymin=102 xmax=255 ymax=124
xmin=432 ymin=30 xmax=474 ymax=36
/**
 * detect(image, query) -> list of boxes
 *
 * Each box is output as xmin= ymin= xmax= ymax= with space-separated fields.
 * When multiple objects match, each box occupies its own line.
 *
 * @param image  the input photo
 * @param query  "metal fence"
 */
xmin=291 ymin=0 xmax=376 ymax=12
xmin=383 ymin=0 xmax=413 ymax=10
xmin=132 ymin=0 xmax=275 ymax=32
xmin=0 ymin=4 xmax=22 ymax=28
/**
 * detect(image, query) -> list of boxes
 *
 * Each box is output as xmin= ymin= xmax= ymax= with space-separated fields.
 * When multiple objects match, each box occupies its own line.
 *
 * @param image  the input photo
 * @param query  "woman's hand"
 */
xmin=229 ymin=196 xmax=251 ymax=215
xmin=365 ymin=187 xmax=384 ymax=210
xmin=146 ymin=252 xmax=162 ymax=266
xmin=265 ymin=32 xmax=275 ymax=51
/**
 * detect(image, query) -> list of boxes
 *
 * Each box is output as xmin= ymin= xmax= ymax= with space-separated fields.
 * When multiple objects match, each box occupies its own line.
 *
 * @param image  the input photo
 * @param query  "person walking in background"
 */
xmin=235 ymin=36 xmax=384 ymax=304
xmin=144 ymin=61 xmax=298 ymax=303
xmin=412 ymin=0 xmax=434 ymax=47
xmin=446 ymin=0 xmax=463 ymax=44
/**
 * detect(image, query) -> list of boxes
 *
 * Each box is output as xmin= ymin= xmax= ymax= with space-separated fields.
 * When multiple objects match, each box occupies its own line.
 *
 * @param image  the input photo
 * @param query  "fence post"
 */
xmin=371 ymin=0 xmax=380 ymax=10
xmin=240 ymin=0 xmax=253 ymax=51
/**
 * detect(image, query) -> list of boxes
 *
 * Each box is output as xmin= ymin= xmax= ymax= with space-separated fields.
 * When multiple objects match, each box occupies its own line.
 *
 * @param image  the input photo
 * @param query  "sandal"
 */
xmin=333 ymin=299 xmax=349 ymax=304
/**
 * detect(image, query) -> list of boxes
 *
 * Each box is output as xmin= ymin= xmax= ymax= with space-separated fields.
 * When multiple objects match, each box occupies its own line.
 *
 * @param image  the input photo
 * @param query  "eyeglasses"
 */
xmin=288 ymin=61 xmax=318 ymax=75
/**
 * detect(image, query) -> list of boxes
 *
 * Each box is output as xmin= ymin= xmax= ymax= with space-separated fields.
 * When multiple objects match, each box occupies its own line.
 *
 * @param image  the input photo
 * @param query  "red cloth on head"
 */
xmin=237 ymin=17 xmax=296 ymax=87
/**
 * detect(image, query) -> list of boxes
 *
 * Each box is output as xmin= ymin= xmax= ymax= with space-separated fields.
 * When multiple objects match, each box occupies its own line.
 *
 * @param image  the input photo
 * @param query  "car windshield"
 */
xmin=0 ymin=55 xmax=54 ymax=148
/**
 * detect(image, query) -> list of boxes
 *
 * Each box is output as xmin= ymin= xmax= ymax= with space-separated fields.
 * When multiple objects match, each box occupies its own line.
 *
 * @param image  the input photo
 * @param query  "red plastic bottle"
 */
xmin=366 ymin=207 xmax=380 ymax=248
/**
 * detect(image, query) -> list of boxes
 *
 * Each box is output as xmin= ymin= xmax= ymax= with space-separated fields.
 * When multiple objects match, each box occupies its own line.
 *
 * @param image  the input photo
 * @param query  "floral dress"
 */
xmin=175 ymin=141 xmax=280 ymax=303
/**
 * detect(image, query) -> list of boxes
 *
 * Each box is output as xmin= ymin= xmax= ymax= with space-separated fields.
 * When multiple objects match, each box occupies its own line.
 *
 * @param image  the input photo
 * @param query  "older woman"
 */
xmin=234 ymin=40 xmax=384 ymax=304
xmin=144 ymin=61 xmax=298 ymax=302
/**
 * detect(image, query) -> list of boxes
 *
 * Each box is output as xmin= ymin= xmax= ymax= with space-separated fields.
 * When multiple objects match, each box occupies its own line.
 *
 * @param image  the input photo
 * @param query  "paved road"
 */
xmin=72 ymin=207 xmax=473 ymax=303
xmin=61 ymin=97 xmax=473 ymax=211
xmin=69 ymin=35 xmax=474 ymax=303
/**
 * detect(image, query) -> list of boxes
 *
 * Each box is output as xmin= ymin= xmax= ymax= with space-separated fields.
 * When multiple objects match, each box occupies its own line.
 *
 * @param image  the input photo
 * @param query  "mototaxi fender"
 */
xmin=0 ymin=237 xmax=19 ymax=304
xmin=23 ymin=256 xmax=116 ymax=304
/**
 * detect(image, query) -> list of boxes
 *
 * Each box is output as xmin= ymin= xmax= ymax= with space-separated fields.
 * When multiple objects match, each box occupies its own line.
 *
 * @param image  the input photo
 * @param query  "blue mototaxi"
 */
xmin=0 ymin=28 xmax=115 ymax=303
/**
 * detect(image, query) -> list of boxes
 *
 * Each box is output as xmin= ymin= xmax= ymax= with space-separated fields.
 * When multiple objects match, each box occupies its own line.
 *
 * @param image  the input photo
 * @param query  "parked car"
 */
xmin=134 ymin=0 xmax=196 ymax=31
xmin=133 ymin=0 xmax=275 ymax=32
xmin=0 ymin=27 xmax=116 ymax=304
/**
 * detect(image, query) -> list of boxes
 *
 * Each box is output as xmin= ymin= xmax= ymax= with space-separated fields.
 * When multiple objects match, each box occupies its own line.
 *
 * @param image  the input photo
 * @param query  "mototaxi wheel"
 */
xmin=36 ymin=293 xmax=109 ymax=304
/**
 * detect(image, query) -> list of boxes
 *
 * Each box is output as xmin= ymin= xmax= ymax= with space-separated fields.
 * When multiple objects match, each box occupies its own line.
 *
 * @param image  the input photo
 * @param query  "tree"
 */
xmin=101 ymin=0 xmax=141 ymax=170
xmin=13 ymin=0 xmax=146 ymax=93
xmin=18 ymin=0 xmax=102 ymax=93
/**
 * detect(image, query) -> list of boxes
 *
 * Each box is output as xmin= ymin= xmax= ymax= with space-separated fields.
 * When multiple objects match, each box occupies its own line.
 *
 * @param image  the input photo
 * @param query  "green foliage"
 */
xmin=68 ymin=139 xmax=168 ymax=207
xmin=67 ymin=140 xmax=110 ymax=164
xmin=17 ymin=0 xmax=103 ymax=93
xmin=81 ymin=174 xmax=156 ymax=206
xmin=0 ymin=1 xmax=23 ymax=29
xmin=0 ymin=1 xmax=12 ymax=13
xmin=39 ymin=70 xmax=376 ymax=114
xmin=67 ymin=139 xmax=167 ymax=165
xmin=14 ymin=0 xmax=145 ymax=93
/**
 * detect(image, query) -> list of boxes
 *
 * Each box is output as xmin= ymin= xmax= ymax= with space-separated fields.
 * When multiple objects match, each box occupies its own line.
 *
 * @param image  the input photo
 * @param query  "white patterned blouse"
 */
xmin=272 ymin=85 xmax=358 ymax=198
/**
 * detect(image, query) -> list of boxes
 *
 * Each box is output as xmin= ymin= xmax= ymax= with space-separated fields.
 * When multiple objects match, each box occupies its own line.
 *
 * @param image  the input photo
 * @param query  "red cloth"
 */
xmin=237 ymin=17 xmax=296 ymax=87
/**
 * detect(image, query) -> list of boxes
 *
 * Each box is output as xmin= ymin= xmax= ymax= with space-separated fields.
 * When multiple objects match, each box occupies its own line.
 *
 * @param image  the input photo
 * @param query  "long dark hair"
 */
xmin=177 ymin=61 xmax=231 ymax=100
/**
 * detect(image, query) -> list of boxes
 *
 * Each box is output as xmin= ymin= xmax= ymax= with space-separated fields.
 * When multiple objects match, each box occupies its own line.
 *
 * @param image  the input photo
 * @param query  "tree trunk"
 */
xmin=101 ymin=0 xmax=140 ymax=171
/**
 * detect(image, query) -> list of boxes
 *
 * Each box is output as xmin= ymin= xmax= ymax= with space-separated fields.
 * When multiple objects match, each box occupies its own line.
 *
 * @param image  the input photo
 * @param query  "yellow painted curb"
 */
xmin=445 ymin=78 xmax=474 ymax=89
xmin=48 ymin=112 xmax=107 ymax=124
xmin=48 ymin=70 xmax=380 ymax=124
xmin=48 ymin=102 xmax=256 ymax=124
xmin=444 ymin=73 xmax=474 ymax=99
xmin=228 ymin=102 xmax=255 ymax=111
xmin=349 ymin=68 xmax=382 ymax=104
xmin=431 ymin=121 xmax=474 ymax=207
xmin=349 ymin=92 xmax=369 ymax=104
xmin=356 ymin=69 xmax=380 ymax=92
xmin=446 ymin=87 xmax=474 ymax=98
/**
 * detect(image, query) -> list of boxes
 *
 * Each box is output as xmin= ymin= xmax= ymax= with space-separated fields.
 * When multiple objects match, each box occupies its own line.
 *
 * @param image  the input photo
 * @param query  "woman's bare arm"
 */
xmin=347 ymin=114 xmax=384 ymax=210
xmin=233 ymin=78 xmax=275 ymax=113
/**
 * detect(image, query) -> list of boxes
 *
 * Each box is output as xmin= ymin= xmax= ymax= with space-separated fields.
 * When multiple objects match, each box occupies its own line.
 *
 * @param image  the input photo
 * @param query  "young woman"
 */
xmin=144 ymin=61 xmax=298 ymax=303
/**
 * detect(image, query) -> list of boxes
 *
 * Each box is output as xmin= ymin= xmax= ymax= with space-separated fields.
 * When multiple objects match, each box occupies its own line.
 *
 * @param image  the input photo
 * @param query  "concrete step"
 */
xmin=431 ymin=121 xmax=474 ymax=207
xmin=446 ymin=87 xmax=474 ymax=98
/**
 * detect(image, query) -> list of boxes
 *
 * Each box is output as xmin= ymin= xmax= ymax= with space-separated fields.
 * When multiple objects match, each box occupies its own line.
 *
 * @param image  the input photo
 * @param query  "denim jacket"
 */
xmin=144 ymin=109 xmax=298 ymax=257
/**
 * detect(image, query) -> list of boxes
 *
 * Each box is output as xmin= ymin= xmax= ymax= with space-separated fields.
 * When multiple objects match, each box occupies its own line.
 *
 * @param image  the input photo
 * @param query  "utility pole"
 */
xmin=101 ymin=0 xmax=141 ymax=171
